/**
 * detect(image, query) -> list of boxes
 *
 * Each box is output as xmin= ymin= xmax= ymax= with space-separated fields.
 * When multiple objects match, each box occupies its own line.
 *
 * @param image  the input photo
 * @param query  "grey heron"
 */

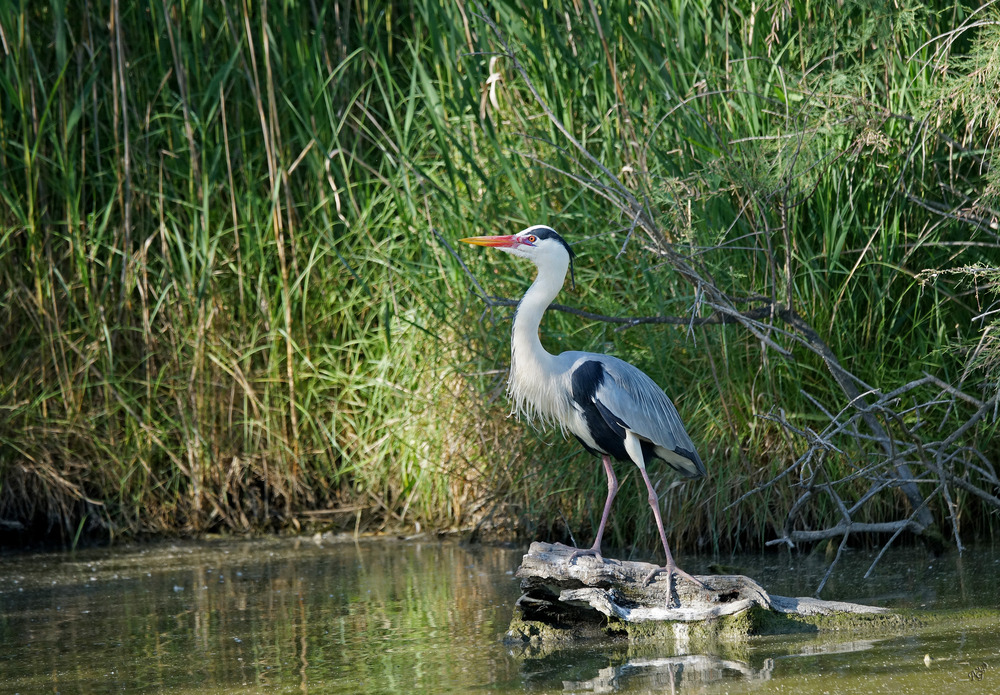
xmin=461 ymin=225 xmax=707 ymax=589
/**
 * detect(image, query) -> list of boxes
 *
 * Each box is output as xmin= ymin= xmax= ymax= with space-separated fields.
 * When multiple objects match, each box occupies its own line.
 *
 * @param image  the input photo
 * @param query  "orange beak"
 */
xmin=459 ymin=234 xmax=519 ymax=248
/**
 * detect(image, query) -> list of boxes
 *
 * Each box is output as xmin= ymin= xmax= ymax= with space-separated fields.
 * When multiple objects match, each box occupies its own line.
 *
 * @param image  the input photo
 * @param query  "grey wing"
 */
xmin=594 ymin=355 xmax=706 ymax=478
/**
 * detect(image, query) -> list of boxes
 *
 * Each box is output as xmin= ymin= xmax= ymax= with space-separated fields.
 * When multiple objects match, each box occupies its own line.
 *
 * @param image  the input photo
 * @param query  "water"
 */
xmin=0 ymin=536 xmax=998 ymax=693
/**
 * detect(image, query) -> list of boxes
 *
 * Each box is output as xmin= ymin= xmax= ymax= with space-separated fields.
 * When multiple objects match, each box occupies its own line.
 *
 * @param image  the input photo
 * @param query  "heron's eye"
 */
xmin=526 ymin=235 xmax=537 ymax=244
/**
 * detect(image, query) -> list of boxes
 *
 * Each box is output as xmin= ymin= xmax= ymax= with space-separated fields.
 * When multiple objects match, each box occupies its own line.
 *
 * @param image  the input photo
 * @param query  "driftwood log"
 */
xmin=506 ymin=542 xmax=898 ymax=646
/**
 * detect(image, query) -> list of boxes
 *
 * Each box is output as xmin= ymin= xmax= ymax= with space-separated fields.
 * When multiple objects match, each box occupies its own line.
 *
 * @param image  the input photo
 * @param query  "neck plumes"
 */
xmin=508 ymin=254 xmax=570 ymax=428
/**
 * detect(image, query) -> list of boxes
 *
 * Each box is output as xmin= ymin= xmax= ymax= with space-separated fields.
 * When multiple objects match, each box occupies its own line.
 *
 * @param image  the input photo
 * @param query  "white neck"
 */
xmin=507 ymin=252 xmax=570 ymax=426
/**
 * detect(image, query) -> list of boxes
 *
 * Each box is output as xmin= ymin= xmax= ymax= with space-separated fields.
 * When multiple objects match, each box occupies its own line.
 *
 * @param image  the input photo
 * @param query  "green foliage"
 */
xmin=0 ymin=0 xmax=996 ymax=551
xmin=0 ymin=0 xmax=489 ymax=540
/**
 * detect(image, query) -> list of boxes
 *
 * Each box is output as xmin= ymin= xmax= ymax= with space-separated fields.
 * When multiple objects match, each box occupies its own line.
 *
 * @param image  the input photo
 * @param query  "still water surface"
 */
xmin=0 ymin=536 xmax=998 ymax=693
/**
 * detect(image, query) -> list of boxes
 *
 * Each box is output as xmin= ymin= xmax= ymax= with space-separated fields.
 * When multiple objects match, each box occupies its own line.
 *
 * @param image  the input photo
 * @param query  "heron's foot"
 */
xmin=551 ymin=541 xmax=605 ymax=564
xmin=568 ymin=544 xmax=605 ymax=564
xmin=643 ymin=562 xmax=708 ymax=590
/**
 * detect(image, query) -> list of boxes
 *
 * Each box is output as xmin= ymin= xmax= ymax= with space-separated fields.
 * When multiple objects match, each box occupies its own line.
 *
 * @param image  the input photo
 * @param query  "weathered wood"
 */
xmin=506 ymin=542 xmax=895 ymax=645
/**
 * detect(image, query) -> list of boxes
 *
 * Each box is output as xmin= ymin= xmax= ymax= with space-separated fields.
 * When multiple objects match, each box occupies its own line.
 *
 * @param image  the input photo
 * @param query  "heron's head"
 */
xmin=460 ymin=225 xmax=575 ymax=280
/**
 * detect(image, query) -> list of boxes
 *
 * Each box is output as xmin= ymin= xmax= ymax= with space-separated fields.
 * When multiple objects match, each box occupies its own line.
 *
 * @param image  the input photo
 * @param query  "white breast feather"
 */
xmin=506 ymin=349 xmax=575 ymax=436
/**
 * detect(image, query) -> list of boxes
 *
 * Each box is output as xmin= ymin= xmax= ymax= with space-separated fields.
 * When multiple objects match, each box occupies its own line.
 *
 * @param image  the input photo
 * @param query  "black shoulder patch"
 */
xmin=570 ymin=360 xmax=604 ymax=407
xmin=570 ymin=359 xmax=632 ymax=462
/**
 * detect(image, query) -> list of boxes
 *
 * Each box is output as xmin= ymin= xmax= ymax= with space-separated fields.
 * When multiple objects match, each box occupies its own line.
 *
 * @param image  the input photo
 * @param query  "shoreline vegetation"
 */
xmin=1 ymin=1 xmax=998 ymax=571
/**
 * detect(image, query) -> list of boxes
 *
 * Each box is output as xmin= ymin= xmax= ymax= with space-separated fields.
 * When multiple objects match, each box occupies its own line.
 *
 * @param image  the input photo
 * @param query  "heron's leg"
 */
xmin=569 ymin=455 xmax=618 ymax=563
xmin=635 ymin=463 xmax=706 ymax=590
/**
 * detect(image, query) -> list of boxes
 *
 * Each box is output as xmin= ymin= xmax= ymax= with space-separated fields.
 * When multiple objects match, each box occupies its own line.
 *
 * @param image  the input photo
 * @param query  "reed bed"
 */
xmin=1 ymin=1 xmax=997 ymax=556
